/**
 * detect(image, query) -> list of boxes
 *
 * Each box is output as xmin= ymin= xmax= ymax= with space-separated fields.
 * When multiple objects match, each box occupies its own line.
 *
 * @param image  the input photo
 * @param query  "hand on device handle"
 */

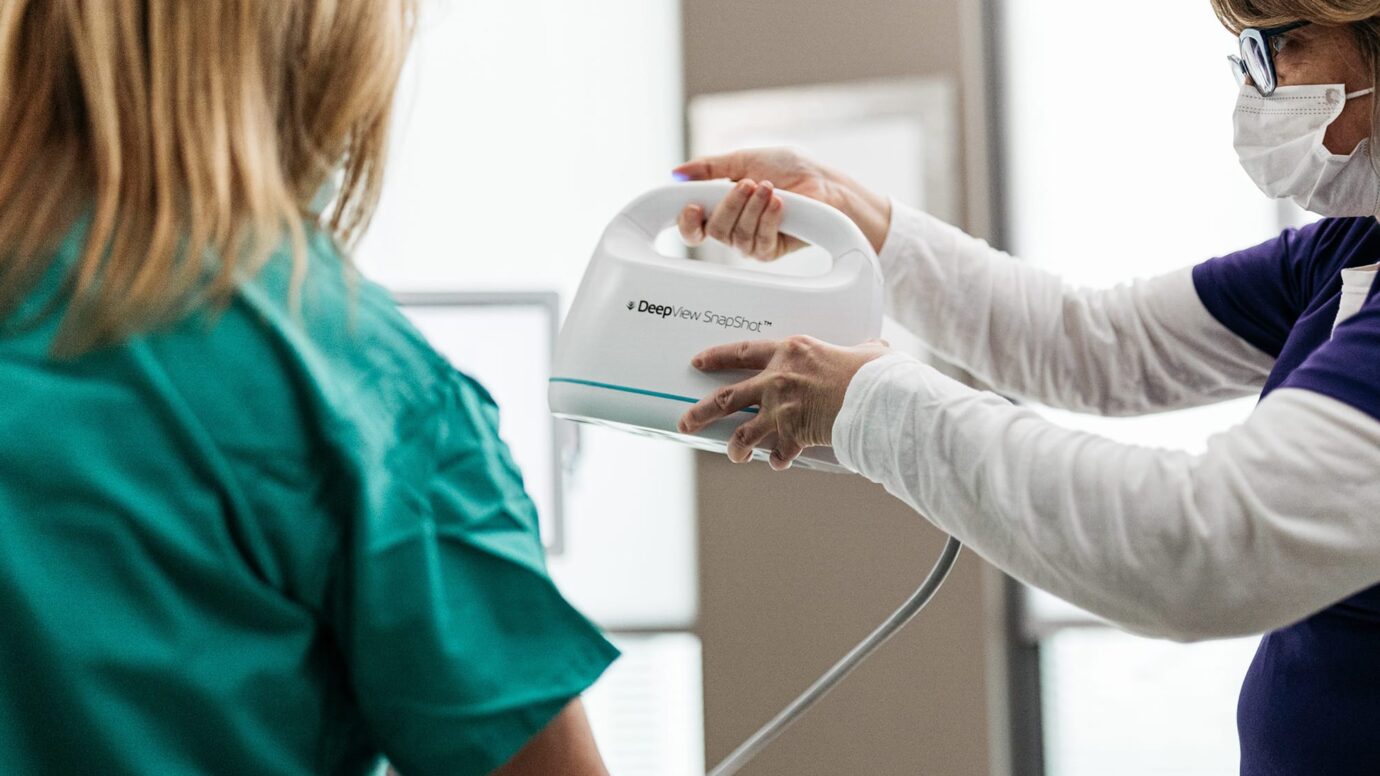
xmin=673 ymin=148 xmax=892 ymax=260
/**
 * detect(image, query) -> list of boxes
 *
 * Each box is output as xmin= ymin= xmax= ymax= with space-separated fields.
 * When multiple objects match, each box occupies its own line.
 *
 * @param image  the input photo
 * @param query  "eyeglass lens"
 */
xmin=1229 ymin=56 xmax=1248 ymax=88
xmin=1241 ymin=33 xmax=1275 ymax=93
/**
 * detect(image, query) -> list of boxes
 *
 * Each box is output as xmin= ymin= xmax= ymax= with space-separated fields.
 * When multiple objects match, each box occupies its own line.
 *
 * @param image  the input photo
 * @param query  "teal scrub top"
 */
xmin=0 ymin=224 xmax=618 ymax=775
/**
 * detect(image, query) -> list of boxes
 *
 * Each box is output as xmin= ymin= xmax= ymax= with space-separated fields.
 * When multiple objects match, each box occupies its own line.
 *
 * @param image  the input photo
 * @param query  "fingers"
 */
xmin=734 ymin=180 xmax=778 ymax=256
xmin=691 ymin=339 xmax=777 ymax=372
xmin=704 ymin=179 xmax=756 ymax=247
xmin=678 ymin=373 xmax=768 ymax=434
xmin=753 ymin=183 xmax=785 ymax=260
xmin=673 ymin=151 xmax=748 ymax=183
xmin=680 ymin=385 xmax=807 ymax=468
xmin=726 ymin=414 xmax=775 ymax=464
xmin=680 ymin=178 xmax=786 ymax=261
xmin=769 ymin=437 xmax=805 ymax=471
xmin=671 ymin=158 xmax=712 ymax=182
xmin=735 ymin=181 xmax=772 ymax=255
xmin=678 ymin=335 xmax=818 ymax=469
xmin=677 ymin=203 xmax=706 ymax=246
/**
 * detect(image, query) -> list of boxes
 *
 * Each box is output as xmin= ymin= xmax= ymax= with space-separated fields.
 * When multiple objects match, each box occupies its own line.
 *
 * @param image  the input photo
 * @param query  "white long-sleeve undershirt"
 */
xmin=834 ymin=204 xmax=1380 ymax=642
xmin=876 ymin=202 xmax=1274 ymax=414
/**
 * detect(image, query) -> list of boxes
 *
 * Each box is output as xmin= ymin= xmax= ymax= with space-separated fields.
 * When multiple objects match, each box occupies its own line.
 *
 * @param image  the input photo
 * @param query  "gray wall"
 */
xmin=696 ymin=458 xmax=995 ymax=775
xmin=683 ymin=1 xmax=1006 ymax=774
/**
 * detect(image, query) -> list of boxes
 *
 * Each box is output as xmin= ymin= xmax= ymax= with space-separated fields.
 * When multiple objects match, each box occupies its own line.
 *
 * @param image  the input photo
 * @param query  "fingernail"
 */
xmin=691 ymin=357 xmax=703 ymax=368
xmin=672 ymin=170 xmax=690 ymax=182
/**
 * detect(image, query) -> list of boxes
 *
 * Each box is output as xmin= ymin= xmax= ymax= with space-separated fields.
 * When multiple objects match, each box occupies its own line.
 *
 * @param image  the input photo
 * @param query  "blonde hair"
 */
xmin=1211 ymin=0 xmax=1380 ymax=29
xmin=0 ymin=1 xmax=414 ymax=354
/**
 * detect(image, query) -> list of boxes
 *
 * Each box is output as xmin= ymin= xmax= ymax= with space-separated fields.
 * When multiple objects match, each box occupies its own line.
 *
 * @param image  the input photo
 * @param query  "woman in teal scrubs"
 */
xmin=0 ymin=3 xmax=616 ymax=775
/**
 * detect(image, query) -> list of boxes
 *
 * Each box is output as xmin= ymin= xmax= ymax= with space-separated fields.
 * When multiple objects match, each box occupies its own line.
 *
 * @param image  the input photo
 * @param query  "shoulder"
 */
xmin=1291 ymin=217 xmax=1380 ymax=283
xmin=1200 ymin=217 xmax=1376 ymax=283
xmin=1274 ymin=218 xmax=1380 ymax=313
xmin=1191 ymin=218 xmax=1380 ymax=357
xmin=145 ymin=228 xmax=488 ymax=508
xmin=115 ymin=230 xmax=491 ymax=606
xmin=238 ymin=230 xmax=472 ymax=426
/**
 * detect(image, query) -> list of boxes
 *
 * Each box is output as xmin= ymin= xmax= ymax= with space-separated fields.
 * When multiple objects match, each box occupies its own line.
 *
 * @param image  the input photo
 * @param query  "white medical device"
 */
xmin=549 ymin=180 xmax=884 ymax=471
xmin=550 ymin=182 xmax=960 ymax=776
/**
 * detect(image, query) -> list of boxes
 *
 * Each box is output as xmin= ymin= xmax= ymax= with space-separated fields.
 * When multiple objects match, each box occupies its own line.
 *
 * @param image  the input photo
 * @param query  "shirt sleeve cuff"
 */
xmin=832 ymin=352 xmax=916 ymax=473
xmin=832 ymin=351 xmax=981 ymax=477
xmin=876 ymin=198 xmax=966 ymax=282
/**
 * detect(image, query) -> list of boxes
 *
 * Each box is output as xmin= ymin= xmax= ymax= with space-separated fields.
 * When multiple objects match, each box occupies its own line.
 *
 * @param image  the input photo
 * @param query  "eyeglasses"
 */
xmin=1228 ymin=21 xmax=1309 ymax=96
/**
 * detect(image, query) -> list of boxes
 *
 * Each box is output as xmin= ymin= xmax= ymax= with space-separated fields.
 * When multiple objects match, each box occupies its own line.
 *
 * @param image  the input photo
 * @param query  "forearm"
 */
xmin=834 ymin=355 xmax=1380 ymax=641
xmin=871 ymin=204 xmax=1272 ymax=414
xmin=490 ymin=699 xmax=608 ymax=776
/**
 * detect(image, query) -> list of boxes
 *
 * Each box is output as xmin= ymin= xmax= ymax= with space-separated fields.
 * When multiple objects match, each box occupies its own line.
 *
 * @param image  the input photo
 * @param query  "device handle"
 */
xmin=620 ymin=180 xmax=875 ymax=262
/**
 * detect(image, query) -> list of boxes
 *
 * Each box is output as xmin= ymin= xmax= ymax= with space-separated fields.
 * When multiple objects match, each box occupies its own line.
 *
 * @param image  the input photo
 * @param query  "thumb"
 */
xmin=673 ymin=151 xmax=749 ymax=182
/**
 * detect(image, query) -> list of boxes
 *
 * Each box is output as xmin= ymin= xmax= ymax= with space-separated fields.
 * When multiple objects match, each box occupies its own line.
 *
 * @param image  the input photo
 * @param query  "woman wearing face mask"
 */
xmin=675 ymin=2 xmax=1380 ymax=773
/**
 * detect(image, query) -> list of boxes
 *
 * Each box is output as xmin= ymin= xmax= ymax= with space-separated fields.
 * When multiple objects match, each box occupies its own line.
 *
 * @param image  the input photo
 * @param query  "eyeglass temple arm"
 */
xmin=1258 ymin=20 xmax=1310 ymax=36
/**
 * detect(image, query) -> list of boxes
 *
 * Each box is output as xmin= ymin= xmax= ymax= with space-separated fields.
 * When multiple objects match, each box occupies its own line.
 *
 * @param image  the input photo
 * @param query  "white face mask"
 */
xmin=1233 ymin=82 xmax=1379 ymax=217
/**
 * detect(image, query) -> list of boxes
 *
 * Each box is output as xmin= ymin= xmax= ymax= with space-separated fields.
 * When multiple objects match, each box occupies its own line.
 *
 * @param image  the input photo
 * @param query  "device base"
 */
xmin=550 ymin=379 xmax=849 ymax=473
